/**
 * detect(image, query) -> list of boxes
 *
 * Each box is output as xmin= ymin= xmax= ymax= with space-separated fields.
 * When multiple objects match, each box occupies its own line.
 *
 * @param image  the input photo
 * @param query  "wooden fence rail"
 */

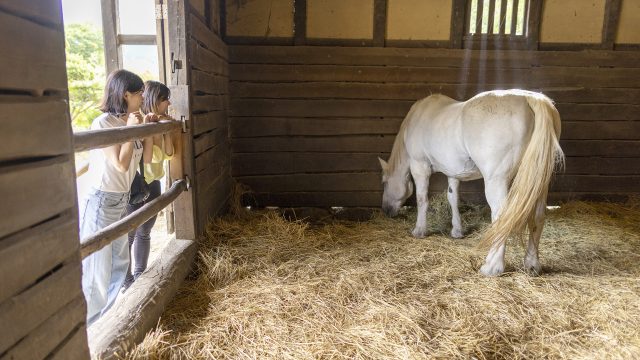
xmin=74 ymin=120 xmax=187 ymax=258
xmin=73 ymin=120 xmax=182 ymax=152
xmin=79 ymin=179 xmax=188 ymax=258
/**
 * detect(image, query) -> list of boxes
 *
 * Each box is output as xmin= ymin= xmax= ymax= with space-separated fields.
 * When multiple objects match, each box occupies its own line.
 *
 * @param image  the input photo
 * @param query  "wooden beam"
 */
xmin=602 ymin=0 xmax=622 ymax=50
xmin=73 ymin=120 xmax=181 ymax=152
xmin=511 ymin=0 xmax=519 ymax=35
xmin=526 ymin=0 xmax=543 ymax=50
xmin=373 ymin=0 xmax=387 ymax=47
xmin=499 ymin=0 xmax=508 ymax=34
xmin=87 ymin=238 xmax=197 ymax=360
xmin=450 ymin=0 xmax=467 ymax=48
xmin=117 ymin=34 xmax=157 ymax=45
xmin=100 ymin=0 xmax=120 ymax=74
xmin=476 ymin=0 xmax=484 ymax=34
xmin=219 ymin=0 xmax=226 ymax=39
xmin=487 ymin=0 xmax=496 ymax=34
xmin=80 ymin=180 xmax=187 ymax=258
xmin=294 ymin=0 xmax=306 ymax=45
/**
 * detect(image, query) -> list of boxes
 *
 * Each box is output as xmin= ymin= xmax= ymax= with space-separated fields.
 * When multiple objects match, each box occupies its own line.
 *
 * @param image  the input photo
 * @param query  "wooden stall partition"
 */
xmin=0 ymin=0 xmax=89 ymax=358
xmin=228 ymin=45 xmax=640 ymax=207
xmin=188 ymin=0 xmax=232 ymax=234
xmin=166 ymin=0 xmax=198 ymax=241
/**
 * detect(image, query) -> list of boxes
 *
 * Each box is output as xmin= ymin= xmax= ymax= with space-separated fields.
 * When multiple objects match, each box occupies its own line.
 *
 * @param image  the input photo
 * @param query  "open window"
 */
xmin=462 ymin=0 xmax=541 ymax=49
xmin=101 ymin=0 xmax=167 ymax=81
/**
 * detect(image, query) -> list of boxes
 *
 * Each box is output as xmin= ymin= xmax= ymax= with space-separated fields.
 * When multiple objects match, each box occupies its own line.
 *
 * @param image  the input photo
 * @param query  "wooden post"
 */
xmin=167 ymin=0 xmax=196 ymax=240
xmin=100 ymin=0 xmax=121 ymax=74
xmin=526 ymin=0 xmax=543 ymax=50
xmin=601 ymin=0 xmax=622 ymax=50
xmin=487 ymin=0 xmax=496 ymax=34
xmin=294 ymin=0 xmax=306 ymax=45
xmin=373 ymin=0 xmax=387 ymax=47
xmin=450 ymin=0 xmax=467 ymax=48
xmin=219 ymin=0 xmax=226 ymax=39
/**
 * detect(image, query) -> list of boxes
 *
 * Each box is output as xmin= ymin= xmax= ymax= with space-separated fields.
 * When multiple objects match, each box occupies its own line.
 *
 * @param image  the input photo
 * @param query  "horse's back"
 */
xmin=461 ymin=90 xmax=537 ymax=178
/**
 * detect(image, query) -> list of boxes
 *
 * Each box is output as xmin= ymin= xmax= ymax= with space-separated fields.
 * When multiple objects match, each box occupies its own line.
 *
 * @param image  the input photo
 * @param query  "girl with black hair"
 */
xmin=80 ymin=69 xmax=156 ymax=324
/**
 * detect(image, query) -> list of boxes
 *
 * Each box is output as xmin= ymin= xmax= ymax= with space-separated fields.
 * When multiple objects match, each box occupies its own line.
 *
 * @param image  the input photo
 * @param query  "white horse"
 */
xmin=378 ymin=89 xmax=564 ymax=276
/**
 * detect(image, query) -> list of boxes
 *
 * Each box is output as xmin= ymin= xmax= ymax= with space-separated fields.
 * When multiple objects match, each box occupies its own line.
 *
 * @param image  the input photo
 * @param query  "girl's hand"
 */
xmin=144 ymin=113 xmax=160 ymax=123
xmin=126 ymin=111 xmax=143 ymax=126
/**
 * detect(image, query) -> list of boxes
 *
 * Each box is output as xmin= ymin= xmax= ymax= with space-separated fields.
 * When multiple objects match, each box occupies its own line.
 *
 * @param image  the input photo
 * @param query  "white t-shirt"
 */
xmin=85 ymin=113 xmax=143 ymax=193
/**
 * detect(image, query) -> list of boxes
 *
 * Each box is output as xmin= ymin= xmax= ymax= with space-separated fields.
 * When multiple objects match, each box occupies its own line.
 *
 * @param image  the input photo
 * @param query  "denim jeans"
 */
xmin=125 ymin=179 xmax=162 ymax=284
xmin=79 ymin=189 xmax=130 ymax=325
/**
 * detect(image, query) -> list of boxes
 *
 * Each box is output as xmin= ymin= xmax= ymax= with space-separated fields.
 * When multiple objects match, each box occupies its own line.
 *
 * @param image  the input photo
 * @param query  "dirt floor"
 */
xmin=123 ymin=196 xmax=640 ymax=359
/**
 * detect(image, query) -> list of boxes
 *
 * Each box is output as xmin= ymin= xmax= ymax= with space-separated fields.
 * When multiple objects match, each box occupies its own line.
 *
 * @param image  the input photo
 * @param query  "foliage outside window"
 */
xmin=65 ymin=23 xmax=105 ymax=131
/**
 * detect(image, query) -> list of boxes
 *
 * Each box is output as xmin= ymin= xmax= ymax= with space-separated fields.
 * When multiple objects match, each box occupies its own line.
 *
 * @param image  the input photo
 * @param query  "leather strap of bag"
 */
xmin=139 ymin=153 xmax=145 ymax=178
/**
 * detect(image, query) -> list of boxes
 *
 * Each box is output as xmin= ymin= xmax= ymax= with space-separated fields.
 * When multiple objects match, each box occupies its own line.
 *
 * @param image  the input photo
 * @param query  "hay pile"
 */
xmin=124 ymin=196 xmax=640 ymax=359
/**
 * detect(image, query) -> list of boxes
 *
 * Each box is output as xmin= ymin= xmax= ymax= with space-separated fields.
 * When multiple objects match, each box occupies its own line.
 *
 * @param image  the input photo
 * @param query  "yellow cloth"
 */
xmin=144 ymin=144 xmax=173 ymax=183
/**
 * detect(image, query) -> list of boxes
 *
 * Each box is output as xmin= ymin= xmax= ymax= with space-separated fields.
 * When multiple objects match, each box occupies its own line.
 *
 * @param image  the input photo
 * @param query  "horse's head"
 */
xmin=378 ymin=157 xmax=413 ymax=217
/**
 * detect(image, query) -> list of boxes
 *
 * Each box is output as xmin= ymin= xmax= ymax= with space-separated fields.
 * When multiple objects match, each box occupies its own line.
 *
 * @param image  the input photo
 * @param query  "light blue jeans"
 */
xmin=79 ymin=189 xmax=130 ymax=325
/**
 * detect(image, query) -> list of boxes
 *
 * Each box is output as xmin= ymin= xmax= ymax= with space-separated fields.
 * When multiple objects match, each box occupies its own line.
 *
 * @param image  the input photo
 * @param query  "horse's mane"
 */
xmin=387 ymin=104 xmax=414 ymax=174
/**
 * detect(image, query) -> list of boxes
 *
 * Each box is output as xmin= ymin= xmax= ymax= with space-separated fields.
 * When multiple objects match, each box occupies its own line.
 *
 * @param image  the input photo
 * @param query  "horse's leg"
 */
xmin=410 ymin=162 xmax=430 ymax=238
xmin=480 ymin=177 xmax=509 ymax=276
xmin=524 ymin=200 xmax=546 ymax=275
xmin=447 ymin=177 xmax=463 ymax=238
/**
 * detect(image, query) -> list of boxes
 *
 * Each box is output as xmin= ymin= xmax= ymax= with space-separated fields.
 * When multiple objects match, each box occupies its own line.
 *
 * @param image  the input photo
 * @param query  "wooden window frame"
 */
xmin=100 ymin=0 xmax=166 ymax=81
xmin=453 ymin=0 xmax=542 ymax=50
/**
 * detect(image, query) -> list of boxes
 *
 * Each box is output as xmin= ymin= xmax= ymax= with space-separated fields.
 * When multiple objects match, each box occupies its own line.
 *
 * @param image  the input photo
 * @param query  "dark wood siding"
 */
xmin=228 ymin=46 xmax=640 ymax=207
xmin=0 ymin=1 xmax=89 ymax=358
xmin=188 ymin=0 xmax=232 ymax=232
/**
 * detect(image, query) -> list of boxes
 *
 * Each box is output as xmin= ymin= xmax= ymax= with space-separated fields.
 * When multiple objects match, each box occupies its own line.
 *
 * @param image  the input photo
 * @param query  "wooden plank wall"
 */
xmin=0 ymin=1 xmax=89 ymax=358
xmin=228 ymin=46 xmax=640 ymax=207
xmin=188 ymin=0 xmax=232 ymax=232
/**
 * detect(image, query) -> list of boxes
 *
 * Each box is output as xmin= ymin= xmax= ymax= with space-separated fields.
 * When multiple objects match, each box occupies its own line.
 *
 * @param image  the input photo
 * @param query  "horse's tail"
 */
xmin=478 ymin=93 xmax=565 ymax=249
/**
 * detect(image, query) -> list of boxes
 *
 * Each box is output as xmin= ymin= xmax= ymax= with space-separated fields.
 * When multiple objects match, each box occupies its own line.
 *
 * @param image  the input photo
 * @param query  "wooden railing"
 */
xmin=73 ymin=120 xmax=187 ymax=258
xmin=80 ymin=179 xmax=187 ymax=258
xmin=74 ymin=121 xmax=182 ymax=152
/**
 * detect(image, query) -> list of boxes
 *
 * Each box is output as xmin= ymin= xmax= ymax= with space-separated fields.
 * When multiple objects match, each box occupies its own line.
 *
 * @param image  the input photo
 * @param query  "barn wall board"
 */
xmin=188 ymin=0 xmax=233 ymax=234
xmin=228 ymin=45 xmax=640 ymax=207
xmin=0 ymin=2 xmax=88 ymax=357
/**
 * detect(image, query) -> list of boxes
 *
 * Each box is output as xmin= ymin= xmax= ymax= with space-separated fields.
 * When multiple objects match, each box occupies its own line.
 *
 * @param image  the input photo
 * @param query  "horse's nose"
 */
xmin=382 ymin=205 xmax=390 ymax=217
xmin=382 ymin=205 xmax=395 ymax=217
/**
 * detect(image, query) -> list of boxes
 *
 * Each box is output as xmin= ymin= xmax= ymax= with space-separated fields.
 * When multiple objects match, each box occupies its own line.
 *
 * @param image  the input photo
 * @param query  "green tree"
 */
xmin=65 ymin=23 xmax=105 ymax=130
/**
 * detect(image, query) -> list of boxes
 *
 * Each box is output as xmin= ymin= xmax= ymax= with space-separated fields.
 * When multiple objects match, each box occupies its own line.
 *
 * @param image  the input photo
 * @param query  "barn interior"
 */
xmin=1 ymin=0 xmax=639 ymax=358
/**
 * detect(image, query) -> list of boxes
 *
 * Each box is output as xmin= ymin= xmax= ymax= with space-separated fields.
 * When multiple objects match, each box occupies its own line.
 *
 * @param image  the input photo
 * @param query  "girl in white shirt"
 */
xmin=80 ymin=69 xmax=155 ymax=324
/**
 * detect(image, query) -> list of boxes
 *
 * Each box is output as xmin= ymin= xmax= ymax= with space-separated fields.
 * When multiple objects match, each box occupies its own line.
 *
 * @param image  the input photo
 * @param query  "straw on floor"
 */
xmin=123 ymin=195 xmax=640 ymax=359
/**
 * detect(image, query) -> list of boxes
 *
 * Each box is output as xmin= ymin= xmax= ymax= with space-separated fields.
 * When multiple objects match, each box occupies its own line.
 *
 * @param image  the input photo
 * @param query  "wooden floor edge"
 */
xmin=87 ymin=238 xmax=198 ymax=359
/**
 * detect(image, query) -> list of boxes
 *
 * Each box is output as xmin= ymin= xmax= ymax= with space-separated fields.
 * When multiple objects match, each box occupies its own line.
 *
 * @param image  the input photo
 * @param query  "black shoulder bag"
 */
xmin=129 ymin=156 xmax=150 ymax=205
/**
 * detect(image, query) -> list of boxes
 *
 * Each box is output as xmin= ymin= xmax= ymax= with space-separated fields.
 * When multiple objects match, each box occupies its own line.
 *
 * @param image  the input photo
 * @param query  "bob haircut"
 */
xmin=99 ymin=69 xmax=144 ymax=115
xmin=141 ymin=80 xmax=171 ymax=115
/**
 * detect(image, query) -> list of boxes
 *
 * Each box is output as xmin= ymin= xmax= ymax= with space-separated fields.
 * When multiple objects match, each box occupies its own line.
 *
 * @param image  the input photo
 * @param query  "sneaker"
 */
xmin=121 ymin=276 xmax=135 ymax=293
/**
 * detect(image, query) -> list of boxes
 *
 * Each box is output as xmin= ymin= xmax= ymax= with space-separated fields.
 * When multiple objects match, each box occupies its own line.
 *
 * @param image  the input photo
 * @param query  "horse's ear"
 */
xmin=378 ymin=157 xmax=389 ymax=172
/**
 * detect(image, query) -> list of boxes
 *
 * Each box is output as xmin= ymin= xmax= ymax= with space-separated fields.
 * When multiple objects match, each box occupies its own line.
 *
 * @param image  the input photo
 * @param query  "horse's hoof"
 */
xmin=411 ymin=228 xmax=426 ymax=238
xmin=451 ymin=228 xmax=464 ymax=239
xmin=524 ymin=258 xmax=542 ymax=276
xmin=479 ymin=262 xmax=504 ymax=277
